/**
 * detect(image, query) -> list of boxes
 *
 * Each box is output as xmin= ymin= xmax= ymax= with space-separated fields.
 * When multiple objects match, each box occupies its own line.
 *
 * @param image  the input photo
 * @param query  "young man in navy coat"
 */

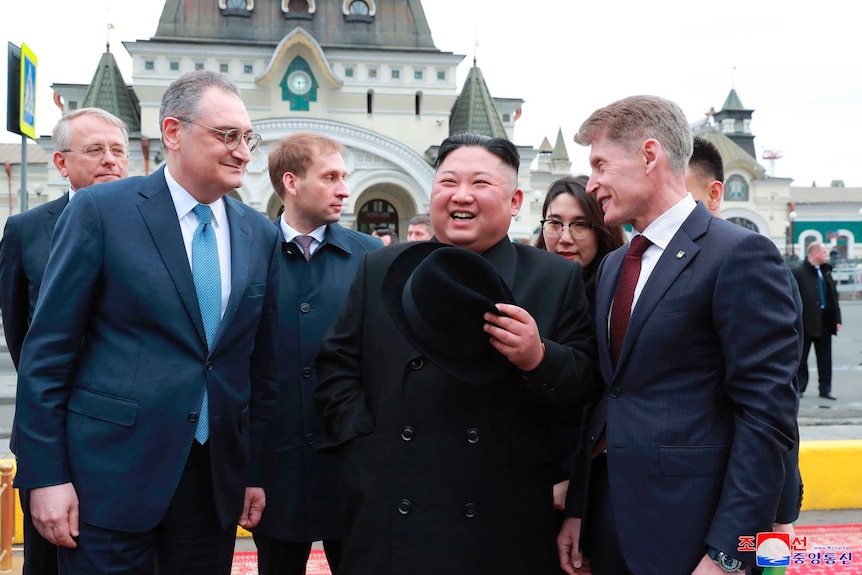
xmin=252 ymin=133 xmax=381 ymax=574
xmin=13 ymin=71 xmax=281 ymax=574
xmin=1 ymin=107 xmax=129 ymax=575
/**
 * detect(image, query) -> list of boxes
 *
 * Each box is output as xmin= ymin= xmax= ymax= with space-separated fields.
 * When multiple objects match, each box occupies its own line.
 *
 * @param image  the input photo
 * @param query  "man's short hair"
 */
xmin=159 ymin=70 xmax=241 ymax=136
xmin=52 ymin=108 xmax=129 ymax=152
xmin=689 ymin=136 xmax=724 ymax=184
xmin=268 ymin=133 xmax=345 ymax=200
xmin=574 ymin=95 xmax=693 ymax=175
xmin=408 ymin=214 xmax=432 ymax=229
xmin=373 ymin=227 xmax=398 ymax=243
xmin=436 ymin=133 xmax=520 ymax=180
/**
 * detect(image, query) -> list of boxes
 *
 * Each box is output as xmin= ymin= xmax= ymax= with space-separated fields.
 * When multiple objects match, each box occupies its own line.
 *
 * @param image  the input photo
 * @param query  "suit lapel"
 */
xmin=214 ymin=196 xmax=251 ymax=349
xmin=614 ymin=206 xmax=711 ymax=373
xmin=137 ymin=169 xmax=208 ymax=349
xmin=41 ymin=194 xmax=68 ymax=241
xmin=595 ymin=248 xmax=623 ymax=382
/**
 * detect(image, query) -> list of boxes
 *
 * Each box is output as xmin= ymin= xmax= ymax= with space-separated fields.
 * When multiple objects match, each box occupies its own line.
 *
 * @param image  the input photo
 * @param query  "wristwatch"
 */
xmin=707 ymin=547 xmax=745 ymax=573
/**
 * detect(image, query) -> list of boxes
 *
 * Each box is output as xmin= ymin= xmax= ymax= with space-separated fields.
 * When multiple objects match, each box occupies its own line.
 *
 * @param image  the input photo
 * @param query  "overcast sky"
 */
xmin=3 ymin=0 xmax=860 ymax=187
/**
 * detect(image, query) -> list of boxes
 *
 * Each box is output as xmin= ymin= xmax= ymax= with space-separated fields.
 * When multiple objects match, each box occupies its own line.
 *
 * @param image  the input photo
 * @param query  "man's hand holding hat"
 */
xmin=484 ymin=304 xmax=546 ymax=373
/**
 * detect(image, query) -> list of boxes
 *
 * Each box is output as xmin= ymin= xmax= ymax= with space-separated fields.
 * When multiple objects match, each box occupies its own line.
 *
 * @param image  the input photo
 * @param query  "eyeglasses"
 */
xmin=540 ymin=219 xmax=595 ymax=240
xmin=176 ymin=118 xmax=262 ymax=152
xmin=61 ymin=145 xmax=130 ymax=159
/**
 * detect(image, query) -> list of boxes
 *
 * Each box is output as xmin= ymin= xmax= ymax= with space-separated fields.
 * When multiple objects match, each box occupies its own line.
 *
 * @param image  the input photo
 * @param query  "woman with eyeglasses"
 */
xmin=536 ymin=175 xmax=626 ymax=315
xmin=536 ymin=175 xmax=625 ymax=557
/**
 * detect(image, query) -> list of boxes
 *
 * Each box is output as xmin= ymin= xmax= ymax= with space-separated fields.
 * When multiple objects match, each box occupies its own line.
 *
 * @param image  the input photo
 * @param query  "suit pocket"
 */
xmin=659 ymin=444 xmax=730 ymax=476
xmin=68 ymin=387 xmax=139 ymax=426
xmin=245 ymin=283 xmax=266 ymax=298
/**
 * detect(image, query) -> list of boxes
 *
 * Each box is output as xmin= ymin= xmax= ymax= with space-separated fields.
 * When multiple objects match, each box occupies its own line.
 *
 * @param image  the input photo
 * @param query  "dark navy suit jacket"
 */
xmin=14 ymin=166 xmax=281 ymax=532
xmin=0 ymin=193 xmax=68 ymax=369
xmin=568 ymin=204 xmax=799 ymax=574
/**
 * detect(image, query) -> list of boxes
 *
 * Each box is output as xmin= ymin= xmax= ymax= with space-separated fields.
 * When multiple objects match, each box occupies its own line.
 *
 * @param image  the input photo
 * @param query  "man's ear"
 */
xmin=53 ymin=151 xmax=68 ymax=178
xmin=708 ymin=180 xmax=724 ymax=209
xmin=282 ymin=172 xmax=300 ymax=198
xmin=162 ymin=117 xmax=183 ymax=152
xmin=510 ymin=188 xmax=524 ymax=216
xmin=642 ymin=139 xmax=661 ymax=174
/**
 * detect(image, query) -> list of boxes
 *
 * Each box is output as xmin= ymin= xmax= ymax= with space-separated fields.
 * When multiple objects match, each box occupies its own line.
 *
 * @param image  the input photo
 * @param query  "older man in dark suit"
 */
xmin=558 ymin=96 xmax=799 ymax=575
xmin=314 ymin=133 xmax=597 ymax=575
xmin=13 ymin=71 xmax=281 ymax=574
xmin=252 ymin=133 xmax=381 ymax=575
xmin=1 ymin=107 xmax=129 ymax=575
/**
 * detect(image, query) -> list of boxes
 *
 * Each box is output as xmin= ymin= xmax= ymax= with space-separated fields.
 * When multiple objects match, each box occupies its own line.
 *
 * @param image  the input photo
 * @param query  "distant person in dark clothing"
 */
xmin=793 ymin=240 xmax=841 ymax=400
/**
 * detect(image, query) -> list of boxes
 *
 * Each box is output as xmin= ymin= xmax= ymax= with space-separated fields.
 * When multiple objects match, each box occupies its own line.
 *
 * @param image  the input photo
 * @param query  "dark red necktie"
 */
xmin=609 ymin=235 xmax=652 ymax=364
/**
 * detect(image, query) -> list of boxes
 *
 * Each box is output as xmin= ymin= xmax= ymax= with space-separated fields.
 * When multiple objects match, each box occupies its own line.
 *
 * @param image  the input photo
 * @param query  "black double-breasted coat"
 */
xmin=315 ymin=238 xmax=597 ymax=575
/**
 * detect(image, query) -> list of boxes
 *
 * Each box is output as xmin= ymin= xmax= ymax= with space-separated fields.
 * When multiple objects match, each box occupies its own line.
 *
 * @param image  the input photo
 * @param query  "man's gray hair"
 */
xmin=574 ymin=95 xmax=693 ymax=175
xmin=52 ymin=108 xmax=129 ymax=152
xmin=159 ymin=70 xmax=241 ymax=136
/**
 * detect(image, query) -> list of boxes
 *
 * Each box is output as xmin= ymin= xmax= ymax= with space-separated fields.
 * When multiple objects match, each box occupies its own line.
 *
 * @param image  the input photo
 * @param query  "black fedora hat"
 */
xmin=382 ymin=243 xmax=516 ymax=385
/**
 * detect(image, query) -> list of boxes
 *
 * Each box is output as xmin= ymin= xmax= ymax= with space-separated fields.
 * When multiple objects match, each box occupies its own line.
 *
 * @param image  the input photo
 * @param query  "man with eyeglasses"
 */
xmin=13 ymin=71 xmax=282 ymax=574
xmin=0 ymin=107 xmax=128 ymax=575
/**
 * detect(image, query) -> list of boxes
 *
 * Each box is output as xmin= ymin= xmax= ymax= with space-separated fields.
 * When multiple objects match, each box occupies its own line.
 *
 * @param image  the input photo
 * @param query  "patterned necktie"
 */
xmin=609 ymin=234 xmax=652 ymax=364
xmin=192 ymin=204 xmax=221 ymax=443
xmin=294 ymin=234 xmax=314 ymax=261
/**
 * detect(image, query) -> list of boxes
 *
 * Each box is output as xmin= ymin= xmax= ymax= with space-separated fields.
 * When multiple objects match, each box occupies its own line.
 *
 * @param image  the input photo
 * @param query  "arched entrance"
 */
xmin=357 ymin=199 xmax=399 ymax=235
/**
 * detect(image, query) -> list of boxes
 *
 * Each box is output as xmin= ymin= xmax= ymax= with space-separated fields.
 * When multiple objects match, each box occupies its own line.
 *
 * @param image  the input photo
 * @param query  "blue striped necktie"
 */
xmin=192 ymin=204 xmax=221 ymax=443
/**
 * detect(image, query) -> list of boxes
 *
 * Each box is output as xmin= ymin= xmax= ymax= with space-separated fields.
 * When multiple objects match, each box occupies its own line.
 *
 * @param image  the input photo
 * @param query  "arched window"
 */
xmin=344 ymin=0 xmax=375 ymax=21
xmin=727 ymin=217 xmax=759 ymax=232
xmin=358 ymin=199 xmax=398 ymax=235
xmin=219 ymin=0 xmax=253 ymax=16
xmin=415 ymin=91 xmax=422 ymax=117
xmin=725 ymin=175 xmax=749 ymax=201
xmin=349 ymin=0 xmax=369 ymax=14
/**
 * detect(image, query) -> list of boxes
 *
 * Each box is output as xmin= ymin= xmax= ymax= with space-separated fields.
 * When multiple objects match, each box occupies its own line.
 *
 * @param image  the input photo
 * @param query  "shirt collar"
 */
xmin=164 ymin=165 xmax=227 ymax=225
xmin=280 ymin=218 xmax=326 ymax=244
xmin=639 ymin=193 xmax=697 ymax=250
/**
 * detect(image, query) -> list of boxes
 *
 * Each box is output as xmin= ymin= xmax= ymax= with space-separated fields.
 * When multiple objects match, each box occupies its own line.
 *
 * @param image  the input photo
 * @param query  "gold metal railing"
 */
xmin=0 ymin=461 xmax=14 ymax=573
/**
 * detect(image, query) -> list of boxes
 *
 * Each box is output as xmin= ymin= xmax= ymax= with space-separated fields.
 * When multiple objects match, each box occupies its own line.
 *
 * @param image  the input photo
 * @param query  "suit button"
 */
xmin=188 ymin=412 xmax=199 ymax=422
xmin=408 ymin=358 xmax=424 ymax=370
xmin=398 ymin=499 xmax=412 ymax=515
xmin=206 ymin=362 xmax=213 ymax=371
xmin=305 ymin=434 xmax=315 ymax=445
xmin=302 ymin=367 xmax=312 ymax=378
xmin=466 ymin=428 xmax=479 ymax=444
xmin=401 ymin=426 xmax=415 ymax=441
xmin=300 ymin=302 xmax=311 ymax=313
xmin=464 ymin=502 xmax=476 ymax=518
xmin=610 ymin=386 xmax=621 ymax=398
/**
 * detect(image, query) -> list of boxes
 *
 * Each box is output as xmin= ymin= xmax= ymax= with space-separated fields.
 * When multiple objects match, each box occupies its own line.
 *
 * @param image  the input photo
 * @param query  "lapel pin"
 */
xmin=676 ymin=251 xmax=685 ymax=259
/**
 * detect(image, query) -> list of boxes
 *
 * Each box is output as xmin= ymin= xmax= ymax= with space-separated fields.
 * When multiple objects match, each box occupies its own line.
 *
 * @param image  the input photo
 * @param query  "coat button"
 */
xmin=305 ymin=434 xmax=315 ymax=445
xmin=398 ymin=499 xmax=412 ymax=515
xmin=188 ymin=412 xmax=198 ymax=422
xmin=300 ymin=302 xmax=311 ymax=313
xmin=464 ymin=502 xmax=476 ymax=518
xmin=206 ymin=362 xmax=213 ymax=371
xmin=408 ymin=358 xmax=424 ymax=370
xmin=401 ymin=426 xmax=415 ymax=441
xmin=466 ymin=428 xmax=479 ymax=444
xmin=610 ymin=386 xmax=621 ymax=398
xmin=302 ymin=366 xmax=312 ymax=378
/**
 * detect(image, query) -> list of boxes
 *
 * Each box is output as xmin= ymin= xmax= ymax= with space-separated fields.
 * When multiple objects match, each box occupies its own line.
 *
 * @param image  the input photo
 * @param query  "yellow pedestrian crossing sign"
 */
xmin=19 ymin=43 xmax=37 ymax=139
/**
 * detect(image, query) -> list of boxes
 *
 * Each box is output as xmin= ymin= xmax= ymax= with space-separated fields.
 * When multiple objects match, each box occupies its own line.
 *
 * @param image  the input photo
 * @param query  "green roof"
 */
xmin=83 ymin=48 xmax=141 ymax=133
xmin=449 ymin=66 xmax=507 ymax=139
xmin=721 ymin=88 xmax=746 ymax=111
